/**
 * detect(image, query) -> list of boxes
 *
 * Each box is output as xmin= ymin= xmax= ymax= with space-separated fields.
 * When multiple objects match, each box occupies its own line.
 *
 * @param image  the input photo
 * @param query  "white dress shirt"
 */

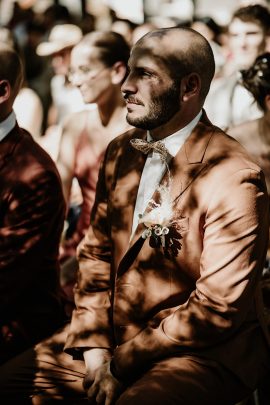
xmin=0 ymin=111 xmax=16 ymax=142
xmin=131 ymin=110 xmax=202 ymax=238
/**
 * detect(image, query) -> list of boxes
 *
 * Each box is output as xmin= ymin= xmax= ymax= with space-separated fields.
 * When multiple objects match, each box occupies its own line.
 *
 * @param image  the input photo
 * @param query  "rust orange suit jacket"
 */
xmin=65 ymin=112 xmax=270 ymax=389
xmin=0 ymin=124 xmax=66 ymax=347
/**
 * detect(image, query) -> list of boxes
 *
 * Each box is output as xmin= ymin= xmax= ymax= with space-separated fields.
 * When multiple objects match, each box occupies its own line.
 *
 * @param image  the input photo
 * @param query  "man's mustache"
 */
xmin=123 ymin=94 xmax=144 ymax=106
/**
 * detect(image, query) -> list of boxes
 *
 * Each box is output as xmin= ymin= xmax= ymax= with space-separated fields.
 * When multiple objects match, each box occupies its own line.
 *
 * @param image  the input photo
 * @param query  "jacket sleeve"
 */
xmin=64 ymin=146 xmax=114 ymax=357
xmin=112 ymin=168 xmax=269 ymax=379
xmin=0 ymin=169 xmax=65 ymax=312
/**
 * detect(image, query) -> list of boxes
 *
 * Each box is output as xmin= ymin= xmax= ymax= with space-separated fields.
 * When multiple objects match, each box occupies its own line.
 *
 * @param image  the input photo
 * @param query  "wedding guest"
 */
xmin=36 ymin=23 xmax=85 ymax=127
xmin=0 ymin=26 xmax=43 ymax=139
xmin=0 ymin=27 xmax=269 ymax=405
xmin=0 ymin=44 xmax=66 ymax=364
xmin=229 ymin=52 xmax=270 ymax=195
xmin=228 ymin=48 xmax=270 ymax=405
xmin=57 ymin=31 xmax=131 ymax=294
xmin=205 ymin=4 xmax=270 ymax=129
xmin=191 ymin=16 xmax=225 ymax=78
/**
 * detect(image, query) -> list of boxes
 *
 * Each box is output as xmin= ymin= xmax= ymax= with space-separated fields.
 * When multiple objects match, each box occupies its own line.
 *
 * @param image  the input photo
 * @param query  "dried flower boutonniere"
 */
xmin=139 ymin=181 xmax=182 ymax=258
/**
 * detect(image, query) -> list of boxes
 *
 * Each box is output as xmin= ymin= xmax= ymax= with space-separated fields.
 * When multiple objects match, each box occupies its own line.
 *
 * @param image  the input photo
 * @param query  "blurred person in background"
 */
xmin=0 ymin=43 xmax=66 ymax=364
xmin=191 ymin=16 xmax=226 ymax=78
xmin=228 ymin=52 xmax=270 ymax=405
xmin=56 ymin=31 xmax=132 ymax=304
xmin=229 ymin=52 xmax=270 ymax=196
xmin=0 ymin=26 xmax=43 ymax=139
xmin=131 ymin=21 xmax=158 ymax=45
xmin=36 ymin=23 xmax=85 ymax=129
xmin=111 ymin=18 xmax=137 ymax=45
xmin=205 ymin=4 xmax=270 ymax=130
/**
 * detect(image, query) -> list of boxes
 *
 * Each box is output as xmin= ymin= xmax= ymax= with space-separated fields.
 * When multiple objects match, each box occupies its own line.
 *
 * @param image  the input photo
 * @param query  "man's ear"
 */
xmin=0 ymin=80 xmax=11 ymax=103
xmin=265 ymin=94 xmax=270 ymax=111
xmin=181 ymin=73 xmax=201 ymax=102
xmin=111 ymin=61 xmax=128 ymax=85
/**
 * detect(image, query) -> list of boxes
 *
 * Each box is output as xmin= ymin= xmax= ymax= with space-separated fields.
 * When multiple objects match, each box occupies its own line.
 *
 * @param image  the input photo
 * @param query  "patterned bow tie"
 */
xmin=130 ymin=138 xmax=170 ymax=163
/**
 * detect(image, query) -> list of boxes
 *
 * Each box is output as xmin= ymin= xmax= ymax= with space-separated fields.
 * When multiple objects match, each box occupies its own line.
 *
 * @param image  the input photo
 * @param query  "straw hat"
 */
xmin=36 ymin=24 xmax=82 ymax=56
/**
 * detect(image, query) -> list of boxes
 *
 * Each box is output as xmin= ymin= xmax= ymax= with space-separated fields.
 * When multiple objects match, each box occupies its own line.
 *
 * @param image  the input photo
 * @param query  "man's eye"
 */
xmin=140 ymin=70 xmax=151 ymax=77
xmin=80 ymin=66 xmax=91 ymax=74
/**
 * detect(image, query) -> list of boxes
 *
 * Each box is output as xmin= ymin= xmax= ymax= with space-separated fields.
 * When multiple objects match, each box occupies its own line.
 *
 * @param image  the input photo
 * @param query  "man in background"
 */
xmin=36 ymin=23 xmax=85 ymax=128
xmin=0 ymin=44 xmax=66 ymax=364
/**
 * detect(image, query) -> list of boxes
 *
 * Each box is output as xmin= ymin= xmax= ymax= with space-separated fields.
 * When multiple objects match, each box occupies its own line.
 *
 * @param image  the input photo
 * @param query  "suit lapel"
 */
xmin=129 ymin=111 xmax=215 ymax=243
xmin=117 ymin=112 xmax=216 ymax=276
xmin=112 ymin=129 xmax=147 ymax=268
xmin=169 ymin=114 xmax=214 ymax=203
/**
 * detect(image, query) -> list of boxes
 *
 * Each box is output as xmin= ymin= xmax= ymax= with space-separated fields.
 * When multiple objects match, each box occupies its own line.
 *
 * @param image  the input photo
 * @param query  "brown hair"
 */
xmin=78 ymin=31 xmax=130 ymax=67
xmin=241 ymin=52 xmax=270 ymax=111
xmin=0 ymin=43 xmax=23 ymax=93
xmin=232 ymin=4 xmax=270 ymax=34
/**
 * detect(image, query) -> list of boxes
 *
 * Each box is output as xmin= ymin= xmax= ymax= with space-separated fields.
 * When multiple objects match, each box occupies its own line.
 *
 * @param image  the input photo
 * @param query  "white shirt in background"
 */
xmin=0 ymin=110 xmax=16 ymax=142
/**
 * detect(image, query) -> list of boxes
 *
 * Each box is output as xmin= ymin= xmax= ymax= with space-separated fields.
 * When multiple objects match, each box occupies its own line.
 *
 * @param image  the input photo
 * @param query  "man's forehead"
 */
xmin=137 ymin=30 xmax=190 ymax=49
xmin=129 ymin=43 xmax=169 ymax=71
xmin=229 ymin=18 xmax=264 ymax=34
xmin=130 ymin=30 xmax=189 ymax=65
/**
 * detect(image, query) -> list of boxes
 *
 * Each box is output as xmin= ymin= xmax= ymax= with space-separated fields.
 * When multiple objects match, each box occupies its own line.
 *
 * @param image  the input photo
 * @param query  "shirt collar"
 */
xmin=0 ymin=111 xmax=16 ymax=142
xmin=147 ymin=110 xmax=202 ymax=157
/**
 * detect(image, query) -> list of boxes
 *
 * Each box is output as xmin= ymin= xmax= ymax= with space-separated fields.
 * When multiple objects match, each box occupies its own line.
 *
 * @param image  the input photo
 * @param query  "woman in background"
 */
xmin=228 ymin=51 xmax=270 ymax=405
xmin=56 ymin=31 xmax=132 ymax=302
xmin=229 ymin=53 xmax=270 ymax=196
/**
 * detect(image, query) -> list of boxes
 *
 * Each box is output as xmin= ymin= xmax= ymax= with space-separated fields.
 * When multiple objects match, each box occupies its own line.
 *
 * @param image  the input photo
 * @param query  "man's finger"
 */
xmin=96 ymin=389 xmax=106 ymax=404
xmin=105 ymin=393 xmax=115 ymax=405
xmin=87 ymin=382 xmax=99 ymax=401
xmin=83 ymin=375 xmax=93 ymax=391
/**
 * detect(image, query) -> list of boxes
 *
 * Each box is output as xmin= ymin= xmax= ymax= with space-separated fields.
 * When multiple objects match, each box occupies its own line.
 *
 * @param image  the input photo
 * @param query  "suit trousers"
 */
xmin=0 ymin=325 xmax=252 ymax=405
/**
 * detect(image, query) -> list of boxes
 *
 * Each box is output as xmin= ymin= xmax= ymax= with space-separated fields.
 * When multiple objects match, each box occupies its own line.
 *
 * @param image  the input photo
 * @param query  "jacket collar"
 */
xmin=0 ymin=123 xmax=21 ymax=171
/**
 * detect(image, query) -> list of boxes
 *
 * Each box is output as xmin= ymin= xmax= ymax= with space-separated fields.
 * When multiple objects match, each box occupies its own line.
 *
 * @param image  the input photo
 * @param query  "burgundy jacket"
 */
xmin=65 ymin=112 xmax=270 ymax=389
xmin=0 ymin=124 xmax=66 ymax=359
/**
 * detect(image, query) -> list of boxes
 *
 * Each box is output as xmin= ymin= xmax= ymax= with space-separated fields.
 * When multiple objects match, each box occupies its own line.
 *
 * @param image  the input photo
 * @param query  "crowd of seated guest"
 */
xmin=1 ymin=1 xmax=270 ymax=404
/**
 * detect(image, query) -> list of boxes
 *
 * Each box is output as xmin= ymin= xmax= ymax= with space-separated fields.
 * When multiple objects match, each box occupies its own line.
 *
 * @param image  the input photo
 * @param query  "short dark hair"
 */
xmin=232 ymin=4 xmax=270 ymax=34
xmin=241 ymin=52 xmax=270 ymax=111
xmin=79 ymin=31 xmax=130 ymax=67
xmin=146 ymin=27 xmax=215 ymax=100
xmin=0 ymin=44 xmax=23 ymax=90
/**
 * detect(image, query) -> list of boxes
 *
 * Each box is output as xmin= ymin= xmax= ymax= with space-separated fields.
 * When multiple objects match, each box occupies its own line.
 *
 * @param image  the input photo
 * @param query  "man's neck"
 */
xmin=149 ymin=108 xmax=202 ymax=140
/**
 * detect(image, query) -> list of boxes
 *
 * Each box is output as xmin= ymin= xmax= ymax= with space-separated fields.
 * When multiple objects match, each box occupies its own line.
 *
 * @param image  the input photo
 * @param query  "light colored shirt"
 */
xmin=14 ymin=87 xmax=43 ymax=139
xmin=51 ymin=75 xmax=95 ymax=124
xmin=0 ymin=111 xmax=16 ymax=142
xmin=131 ymin=110 xmax=202 ymax=238
xmin=204 ymin=73 xmax=262 ymax=130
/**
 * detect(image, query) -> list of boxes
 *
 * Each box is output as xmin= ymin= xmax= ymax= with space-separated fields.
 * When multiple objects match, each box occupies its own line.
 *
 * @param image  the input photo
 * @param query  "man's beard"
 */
xmin=126 ymin=84 xmax=180 ymax=130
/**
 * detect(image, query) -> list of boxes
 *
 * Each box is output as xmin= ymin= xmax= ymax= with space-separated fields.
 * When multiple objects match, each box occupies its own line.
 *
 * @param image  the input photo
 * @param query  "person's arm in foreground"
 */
xmin=64 ymin=141 xmax=123 ymax=403
xmin=0 ymin=168 xmax=65 ymax=313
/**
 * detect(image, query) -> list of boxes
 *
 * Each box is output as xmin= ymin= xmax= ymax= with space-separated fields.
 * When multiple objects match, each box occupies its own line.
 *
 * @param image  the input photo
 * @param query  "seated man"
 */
xmin=0 ymin=44 xmax=66 ymax=364
xmin=0 ymin=27 xmax=270 ymax=405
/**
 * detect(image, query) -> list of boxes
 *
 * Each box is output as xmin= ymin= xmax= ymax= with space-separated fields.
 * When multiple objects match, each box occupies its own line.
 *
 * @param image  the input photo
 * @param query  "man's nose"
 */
xmin=121 ymin=74 xmax=136 ymax=96
xmin=69 ymin=71 xmax=82 ymax=87
xmin=238 ymin=33 xmax=248 ymax=47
